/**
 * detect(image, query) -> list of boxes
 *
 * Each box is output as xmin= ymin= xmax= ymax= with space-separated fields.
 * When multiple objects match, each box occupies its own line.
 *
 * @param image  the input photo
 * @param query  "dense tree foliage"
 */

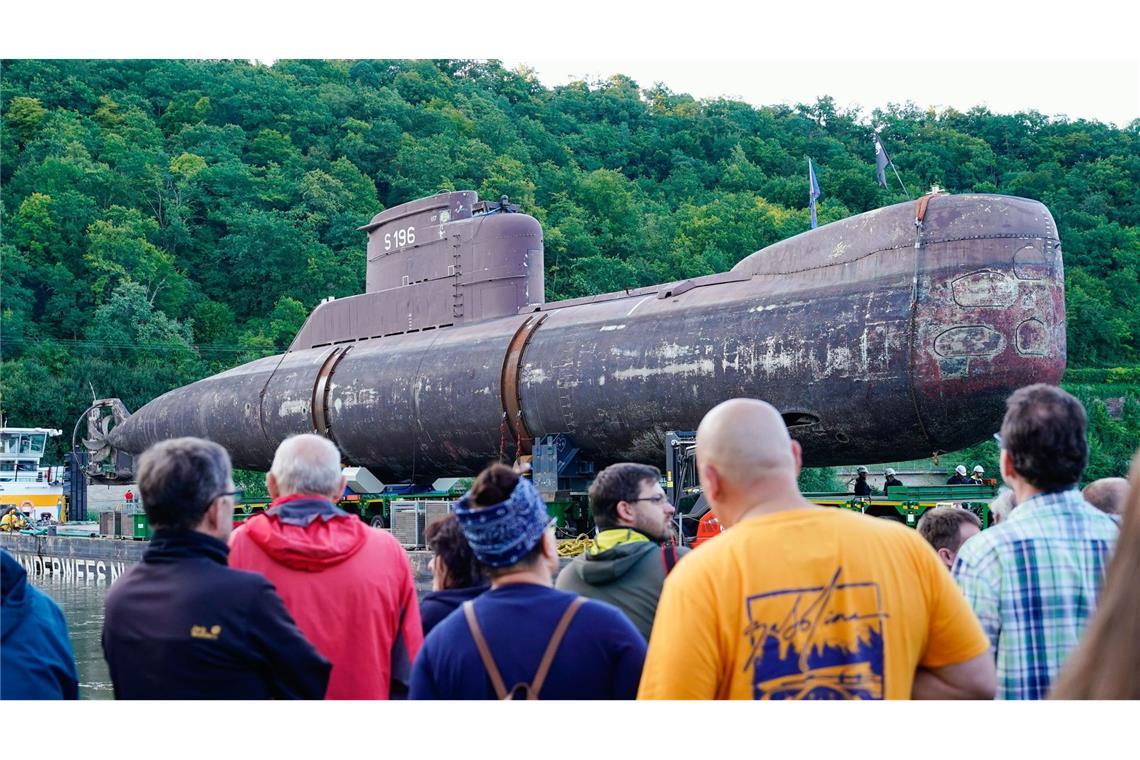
xmin=2 ymin=60 xmax=1138 ymax=472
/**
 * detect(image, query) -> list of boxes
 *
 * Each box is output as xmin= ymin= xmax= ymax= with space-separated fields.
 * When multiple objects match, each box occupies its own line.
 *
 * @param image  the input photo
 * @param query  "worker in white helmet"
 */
xmin=947 ymin=464 xmax=973 ymax=485
xmin=884 ymin=467 xmax=904 ymax=495
xmin=971 ymin=465 xmax=986 ymax=484
xmin=854 ymin=465 xmax=872 ymax=496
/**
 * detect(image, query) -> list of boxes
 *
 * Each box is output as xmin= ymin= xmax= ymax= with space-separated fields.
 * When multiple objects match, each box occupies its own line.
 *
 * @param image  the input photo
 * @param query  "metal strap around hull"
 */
xmin=500 ymin=313 xmax=548 ymax=457
xmin=906 ymin=196 xmax=937 ymax=456
xmin=312 ymin=345 xmax=351 ymax=444
xmin=915 ymin=192 xmax=936 ymax=225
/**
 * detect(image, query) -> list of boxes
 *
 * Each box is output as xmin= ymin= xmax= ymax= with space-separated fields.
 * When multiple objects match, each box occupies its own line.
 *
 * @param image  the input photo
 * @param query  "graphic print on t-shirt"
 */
xmin=742 ymin=567 xmax=887 ymax=699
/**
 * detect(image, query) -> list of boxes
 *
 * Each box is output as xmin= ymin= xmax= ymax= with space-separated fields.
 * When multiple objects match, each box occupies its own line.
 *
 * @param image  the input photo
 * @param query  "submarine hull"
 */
xmin=109 ymin=193 xmax=1065 ymax=478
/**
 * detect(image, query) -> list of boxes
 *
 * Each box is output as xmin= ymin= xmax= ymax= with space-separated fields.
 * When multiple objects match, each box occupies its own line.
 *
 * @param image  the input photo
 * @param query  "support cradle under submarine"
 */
xmin=99 ymin=189 xmax=1066 ymax=482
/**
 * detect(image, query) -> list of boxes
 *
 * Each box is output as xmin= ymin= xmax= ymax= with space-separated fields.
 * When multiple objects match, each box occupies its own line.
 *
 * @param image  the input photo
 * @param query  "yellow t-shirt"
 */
xmin=638 ymin=507 xmax=989 ymax=700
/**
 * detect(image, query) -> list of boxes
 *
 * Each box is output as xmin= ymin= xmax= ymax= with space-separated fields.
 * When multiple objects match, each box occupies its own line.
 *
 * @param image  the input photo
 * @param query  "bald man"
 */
xmin=1082 ymin=478 xmax=1128 ymax=517
xmin=229 ymin=434 xmax=422 ymax=699
xmin=638 ymin=398 xmax=996 ymax=700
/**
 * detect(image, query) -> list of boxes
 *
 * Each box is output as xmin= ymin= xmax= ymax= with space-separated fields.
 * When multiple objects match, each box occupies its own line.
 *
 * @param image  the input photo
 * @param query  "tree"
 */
xmin=1065 ymin=267 xmax=1134 ymax=366
xmin=212 ymin=208 xmax=346 ymax=318
xmin=3 ymin=58 xmax=1139 ymax=454
xmin=4 ymin=96 xmax=48 ymax=147
xmin=479 ymin=155 xmax=536 ymax=209
xmin=0 ymin=282 xmax=205 ymax=444
xmin=85 ymin=281 xmax=198 ymax=365
xmin=10 ymin=192 xmax=64 ymax=262
xmin=0 ymin=244 xmax=36 ymax=358
xmin=247 ymin=128 xmax=299 ymax=167
xmin=83 ymin=206 xmax=191 ymax=316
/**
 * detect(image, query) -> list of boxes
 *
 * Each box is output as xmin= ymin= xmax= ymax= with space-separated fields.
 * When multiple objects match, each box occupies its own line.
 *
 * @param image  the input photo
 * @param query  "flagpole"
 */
xmin=890 ymin=162 xmax=912 ymax=200
xmin=807 ymin=156 xmax=820 ymax=230
xmin=874 ymin=133 xmax=913 ymax=200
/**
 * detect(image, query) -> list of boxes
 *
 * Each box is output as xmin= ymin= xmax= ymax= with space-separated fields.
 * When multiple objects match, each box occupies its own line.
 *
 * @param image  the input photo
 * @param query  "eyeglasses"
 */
xmin=630 ymin=495 xmax=669 ymax=505
xmin=993 ymin=433 xmax=1003 ymax=447
xmin=212 ymin=489 xmax=244 ymax=505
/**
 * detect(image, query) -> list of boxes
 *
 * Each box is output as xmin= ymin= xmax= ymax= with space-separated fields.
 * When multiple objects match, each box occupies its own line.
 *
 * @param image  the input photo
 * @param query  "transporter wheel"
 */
xmin=370 ymin=514 xmax=388 ymax=529
xmin=863 ymin=503 xmax=906 ymax=524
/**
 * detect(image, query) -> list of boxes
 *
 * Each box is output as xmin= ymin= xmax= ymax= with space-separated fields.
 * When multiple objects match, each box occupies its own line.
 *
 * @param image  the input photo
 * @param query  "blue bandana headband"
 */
xmin=454 ymin=476 xmax=550 ymax=568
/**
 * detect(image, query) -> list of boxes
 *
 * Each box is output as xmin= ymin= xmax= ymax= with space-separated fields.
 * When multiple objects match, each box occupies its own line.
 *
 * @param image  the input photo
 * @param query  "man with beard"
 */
xmin=556 ymin=463 xmax=689 ymax=640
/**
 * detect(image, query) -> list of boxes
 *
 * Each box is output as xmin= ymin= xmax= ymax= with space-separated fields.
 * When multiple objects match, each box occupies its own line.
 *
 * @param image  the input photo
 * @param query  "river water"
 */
xmin=29 ymin=574 xmax=114 ymax=700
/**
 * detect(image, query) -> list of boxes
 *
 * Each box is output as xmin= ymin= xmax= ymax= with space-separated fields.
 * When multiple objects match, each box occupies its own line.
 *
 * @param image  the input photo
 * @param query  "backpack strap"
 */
xmin=463 ymin=601 xmax=509 ymax=700
xmin=661 ymin=540 xmax=678 ymax=575
xmin=528 ymin=596 xmax=587 ymax=699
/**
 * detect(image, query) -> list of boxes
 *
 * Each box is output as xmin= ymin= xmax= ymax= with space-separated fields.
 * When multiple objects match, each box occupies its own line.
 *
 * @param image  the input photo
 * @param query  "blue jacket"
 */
xmin=420 ymin=583 xmax=491 ymax=637
xmin=1 ymin=549 xmax=79 ymax=699
xmin=410 ymin=583 xmax=646 ymax=699
xmin=102 ymin=529 xmax=331 ymax=699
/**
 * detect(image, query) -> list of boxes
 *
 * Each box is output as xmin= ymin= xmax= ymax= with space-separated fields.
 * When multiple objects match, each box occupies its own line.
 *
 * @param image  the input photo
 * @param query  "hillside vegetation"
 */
xmin=2 ymin=60 xmax=1138 ymax=472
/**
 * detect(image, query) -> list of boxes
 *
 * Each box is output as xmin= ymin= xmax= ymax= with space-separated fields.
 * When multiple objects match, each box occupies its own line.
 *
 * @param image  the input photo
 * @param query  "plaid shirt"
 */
xmin=952 ymin=488 xmax=1118 ymax=699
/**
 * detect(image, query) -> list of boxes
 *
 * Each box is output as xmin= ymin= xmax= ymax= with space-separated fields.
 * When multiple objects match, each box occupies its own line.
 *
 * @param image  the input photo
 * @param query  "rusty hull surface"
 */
xmin=109 ymin=193 xmax=1064 ymax=478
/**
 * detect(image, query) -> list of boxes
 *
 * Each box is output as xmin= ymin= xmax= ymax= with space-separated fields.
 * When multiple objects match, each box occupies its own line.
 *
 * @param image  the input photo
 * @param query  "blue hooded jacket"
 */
xmin=1 ymin=549 xmax=79 ymax=699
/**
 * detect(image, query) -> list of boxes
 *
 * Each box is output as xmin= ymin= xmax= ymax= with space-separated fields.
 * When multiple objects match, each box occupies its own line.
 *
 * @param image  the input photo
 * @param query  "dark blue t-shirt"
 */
xmin=410 ymin=583 xmax=646 ymax=700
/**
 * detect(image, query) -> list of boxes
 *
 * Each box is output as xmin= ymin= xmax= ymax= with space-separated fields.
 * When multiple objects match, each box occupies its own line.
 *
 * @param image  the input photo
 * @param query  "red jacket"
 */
xmin=229 ymin=495 xmax=422 ymax=699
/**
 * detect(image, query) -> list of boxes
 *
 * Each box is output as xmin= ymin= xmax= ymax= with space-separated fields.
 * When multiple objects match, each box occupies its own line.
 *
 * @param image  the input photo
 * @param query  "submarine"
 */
xmin=101 ymin=189 xmax=1066 ymax=481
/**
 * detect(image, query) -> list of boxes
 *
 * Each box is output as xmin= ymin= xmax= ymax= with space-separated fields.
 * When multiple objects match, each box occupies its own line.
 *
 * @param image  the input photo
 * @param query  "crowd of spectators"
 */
xmin=1 ymin=383 xmax=1133 ymax=700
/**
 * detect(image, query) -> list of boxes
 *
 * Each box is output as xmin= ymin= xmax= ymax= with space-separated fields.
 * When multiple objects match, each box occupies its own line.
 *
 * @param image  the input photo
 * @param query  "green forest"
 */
xmin=2 ymin=59 xmax=1138 ymax=480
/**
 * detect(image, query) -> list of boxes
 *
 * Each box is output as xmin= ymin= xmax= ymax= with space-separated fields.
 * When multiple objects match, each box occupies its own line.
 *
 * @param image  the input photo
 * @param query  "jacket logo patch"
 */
xmin=191 ymin=624 xmax=222 ymax=640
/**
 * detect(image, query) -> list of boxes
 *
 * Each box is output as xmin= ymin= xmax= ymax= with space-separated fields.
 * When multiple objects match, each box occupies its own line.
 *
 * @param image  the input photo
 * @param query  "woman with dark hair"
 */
xmin=410 ymin=463 xmax=646 ymax=699
xmin=419 ymin=514 xmax=489 ymax=636
xmin=1050 ymin=451 xmax=1135 ymax=699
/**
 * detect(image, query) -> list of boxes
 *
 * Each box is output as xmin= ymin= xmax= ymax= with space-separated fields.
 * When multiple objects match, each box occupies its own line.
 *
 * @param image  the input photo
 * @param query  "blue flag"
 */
xmin=808 ymin=157 xmax=821 ymax=229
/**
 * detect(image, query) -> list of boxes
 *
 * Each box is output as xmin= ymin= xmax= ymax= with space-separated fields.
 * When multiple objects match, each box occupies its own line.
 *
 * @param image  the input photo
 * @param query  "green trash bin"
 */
xmin=130 ymin=513 xmax=152 ymax=540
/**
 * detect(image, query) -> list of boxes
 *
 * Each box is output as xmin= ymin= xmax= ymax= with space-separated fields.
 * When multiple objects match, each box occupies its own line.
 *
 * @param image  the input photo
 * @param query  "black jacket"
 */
xmin=853 ymin=477 xmax=873 ymax=496
xmin=946 ymin=475 xmax=973 ymax=485
xmin=420 ymin=583 xmax=491 ymax=637
xmin=102 ymin=529 xmax=331 ymax=699
xmin=883 ymin=476 xmax=904 ymax=494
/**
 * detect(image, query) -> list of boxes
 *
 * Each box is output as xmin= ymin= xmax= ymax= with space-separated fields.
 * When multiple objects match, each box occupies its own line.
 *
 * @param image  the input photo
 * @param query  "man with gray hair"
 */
xmin=988 ymin=488 xmax=1017 ymax=525
xmin=229 ymin=434 xmax=422 ymax=699
xmin=102 ymin=437 xmax=330 ymax=699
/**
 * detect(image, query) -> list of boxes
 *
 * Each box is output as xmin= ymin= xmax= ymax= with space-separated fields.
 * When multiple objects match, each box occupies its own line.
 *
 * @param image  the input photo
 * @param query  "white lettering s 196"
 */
xmin=384 ymin=226 xmax=416 ymax=251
